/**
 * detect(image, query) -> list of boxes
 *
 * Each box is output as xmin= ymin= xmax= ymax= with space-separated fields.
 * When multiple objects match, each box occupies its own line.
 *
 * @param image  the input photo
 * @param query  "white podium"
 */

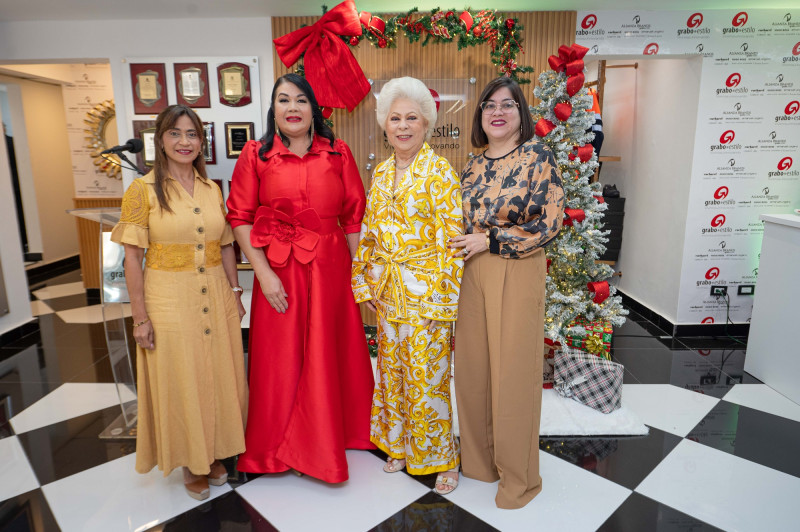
xmin=745 ymin=214 xmax=800 ymax=405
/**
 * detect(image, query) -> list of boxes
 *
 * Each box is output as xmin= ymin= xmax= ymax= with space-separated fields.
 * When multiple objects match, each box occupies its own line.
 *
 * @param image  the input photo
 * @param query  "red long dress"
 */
xmin=226 ymin=136 xmax=374 ymax=483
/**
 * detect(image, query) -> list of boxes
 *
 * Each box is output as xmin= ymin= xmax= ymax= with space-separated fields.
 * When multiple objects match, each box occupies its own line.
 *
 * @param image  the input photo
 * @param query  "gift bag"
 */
xmin=554 ymin=348 xmax=623 ymax=414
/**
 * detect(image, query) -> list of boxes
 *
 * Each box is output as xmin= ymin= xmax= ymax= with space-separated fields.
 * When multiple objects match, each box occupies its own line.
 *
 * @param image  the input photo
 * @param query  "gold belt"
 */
xmin=371 ymin=245 xmax=436 ymax=320
xmin=146 ymin=240 xmax=222 ymax=271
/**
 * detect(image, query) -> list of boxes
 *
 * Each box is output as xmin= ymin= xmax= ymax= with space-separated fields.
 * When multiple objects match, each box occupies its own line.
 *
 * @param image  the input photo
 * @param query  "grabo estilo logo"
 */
xmin=714 ymin=186 xmax=729 ymax=199
xmin=576 ymin=14 xmax=604 ymax=36
xmin=718 ymin=73 xmax=747 ymax=95
xmin=732 ymin=12 xmax=749 ymax=27
xmin=702 ymin=214 xmax=730 ymax=234
xmin=697 ymin=266 xmax=721 ymax=287
xmin=711 ymin=130 xmax=740 ymax=152
xmin=721 ymin=130 xmax=735 ymax=143
xmin=705 ymin=186 xmax=734 ymax=207
xmin=724 ymin=12 xmax=754 ymax=34
xmin=777 ymin=100 xmax=800 ymax=122
xmin=678 ymin=13 xmax=710 ymax=36
xmin=643 ymin=43 xmax=659 ymax=55
xmin=769 ymin=157 xmax=798 ymax=178
xmin=784 ymin=42 xmax=800 ymax=62
xmin=582 ymin=14 xmax=597 ymax=29
xmin=727 ymin=73 xmax=742 ymax=87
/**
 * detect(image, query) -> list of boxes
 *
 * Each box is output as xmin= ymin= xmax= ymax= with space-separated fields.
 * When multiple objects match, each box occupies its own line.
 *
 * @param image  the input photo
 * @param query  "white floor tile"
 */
xmin=622 ymin=384 xmax=719 ymax=437
xmin=723 ymin=384 xmax=800 ymax=423
xmin=447 ymin=451 xmax=631 ymax=532
xmin=30 ymin=299 xmax=54 ymax=316
xmin=0 ymin=436 xmax=40 ymax=501
xmin=32 ymin=281 xmax=86 ymax=300
xmin=42 ymin=453 xmax=231 ymax=532
xmin=56 ymin=303 xmax=131 ymax=324
xmin=11 ymin=383 xmax=135 ymax=434
xmin=235 ymin=450 xmax=429 ymax=532
xmin=637 ymin=439 xmax=800 ymax=532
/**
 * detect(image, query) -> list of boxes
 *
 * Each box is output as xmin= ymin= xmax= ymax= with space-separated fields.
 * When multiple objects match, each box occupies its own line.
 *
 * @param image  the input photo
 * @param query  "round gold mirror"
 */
xmin=85 ymin=99 xmax=122 ymax=180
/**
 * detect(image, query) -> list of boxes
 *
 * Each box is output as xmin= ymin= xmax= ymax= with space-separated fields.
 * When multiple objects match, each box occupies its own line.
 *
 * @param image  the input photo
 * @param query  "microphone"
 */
xmin=101 ymin=138 xmax=144 ymax=155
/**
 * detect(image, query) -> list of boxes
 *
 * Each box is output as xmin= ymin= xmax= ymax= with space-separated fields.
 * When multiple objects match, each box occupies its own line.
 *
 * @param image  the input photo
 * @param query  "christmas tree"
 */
xmin=531 ymin=44 xmax=627 ymax=343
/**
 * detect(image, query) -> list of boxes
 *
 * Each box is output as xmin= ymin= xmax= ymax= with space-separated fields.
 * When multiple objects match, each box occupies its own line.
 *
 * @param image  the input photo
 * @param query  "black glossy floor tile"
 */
xmin=16 ymin=404 xmax=136 ymax=485
xmin=612 ymin=335 xmax=682 ymax=350
xmin=370 ymin=492 xmax=499 ymax=532
xmin=598 ymin=492 xmax=723 ymax=531
xmin=541 ymin=428 xmax=682 ymax=490
xmin=38 ymin=293 xmax=92 ymax=312
xmin=0 ymin=488 xmax=60 ymax=532
xmin=687 ymin=400 xmax=800 ymax=479
xmin=615 ymin=315 xmax=672 ymax=339
xmin=151 ymin=490 xmax=279 ymax=532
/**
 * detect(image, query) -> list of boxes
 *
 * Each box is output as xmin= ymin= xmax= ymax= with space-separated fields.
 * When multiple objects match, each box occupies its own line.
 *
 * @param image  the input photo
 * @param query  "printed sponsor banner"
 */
xmin=576 ymin=9 xmax=800 ymax=324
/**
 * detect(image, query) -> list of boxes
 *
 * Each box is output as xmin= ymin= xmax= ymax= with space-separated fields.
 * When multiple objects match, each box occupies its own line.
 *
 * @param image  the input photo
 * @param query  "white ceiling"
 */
xmin=0 ymin=0 xmax=794 ymax=22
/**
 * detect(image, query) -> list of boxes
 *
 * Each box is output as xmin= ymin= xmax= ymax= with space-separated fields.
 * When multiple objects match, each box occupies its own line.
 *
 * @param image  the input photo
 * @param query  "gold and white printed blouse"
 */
xmin=352 ymin=143 xmax=464 ymax=324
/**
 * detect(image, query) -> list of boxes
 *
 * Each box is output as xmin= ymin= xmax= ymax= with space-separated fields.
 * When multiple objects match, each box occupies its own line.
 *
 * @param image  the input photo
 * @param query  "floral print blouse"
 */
xmin=461 ymin=138 xmax=565 ymax=259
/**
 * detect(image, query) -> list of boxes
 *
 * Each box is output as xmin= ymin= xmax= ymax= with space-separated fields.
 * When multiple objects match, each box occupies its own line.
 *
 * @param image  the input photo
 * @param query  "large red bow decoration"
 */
xmin=587 ymin=280 xmax=610 ymax=304
xmin=251 ymin=199 xmax=322 ymax=267
xmin=547 ymin=44 xmax=590 ymax=97
xmin=535 ymin=118 xmax=557 ymax=138
xmin=273 ymin=0 xmax=370 ymax=111
xmin=568 ymin=144 xmax=594 ymax=163
xmin=563 ymin=208 xmax=586 ymax=227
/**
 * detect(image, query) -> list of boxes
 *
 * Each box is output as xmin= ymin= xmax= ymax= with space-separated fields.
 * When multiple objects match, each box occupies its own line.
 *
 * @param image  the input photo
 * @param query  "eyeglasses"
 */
xmin=166 ymin=130 xmax=199 ymax=140
xmin=480 ymin=100 xmax=519 ymax=114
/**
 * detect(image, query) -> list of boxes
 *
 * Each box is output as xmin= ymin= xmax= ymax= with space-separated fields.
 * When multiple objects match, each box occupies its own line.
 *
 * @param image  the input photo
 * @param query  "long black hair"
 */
xmin=258 ymin=73 xmax=336 ymax=161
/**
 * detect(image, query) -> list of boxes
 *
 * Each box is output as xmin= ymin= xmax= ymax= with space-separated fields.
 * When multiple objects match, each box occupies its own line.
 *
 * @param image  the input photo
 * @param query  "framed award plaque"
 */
xmin=130 ymin=63 xmax=168 ymax=115
xmin=174 ymin=63 xmax=211 ymax=108
xmin=132 ymin=120 xmax=156 ymax=170
xmin=217 ymin=62 xmax=252 ymax=107
xmin=225 ymin=122 xmax=254 ymax=158
xmin=203 ymin=122 xmax=216 ymax=165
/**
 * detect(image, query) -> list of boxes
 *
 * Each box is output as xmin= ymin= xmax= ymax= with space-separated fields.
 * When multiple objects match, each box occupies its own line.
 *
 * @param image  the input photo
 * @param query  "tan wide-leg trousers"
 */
xmin=455 ymin=248 xmax=545 ymax=509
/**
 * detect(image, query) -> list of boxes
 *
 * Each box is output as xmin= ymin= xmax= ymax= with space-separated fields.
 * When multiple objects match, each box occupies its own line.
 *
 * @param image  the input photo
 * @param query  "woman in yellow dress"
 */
xmin=112 ymin=105 xmax=248 ymax=501
xmin=352 ymin=77 xmax=464 ymax=494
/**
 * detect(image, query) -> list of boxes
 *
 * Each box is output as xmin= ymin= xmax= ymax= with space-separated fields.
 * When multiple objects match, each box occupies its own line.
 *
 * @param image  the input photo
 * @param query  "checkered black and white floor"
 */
xmin=2 ymin=270 xmax=798 ymax=531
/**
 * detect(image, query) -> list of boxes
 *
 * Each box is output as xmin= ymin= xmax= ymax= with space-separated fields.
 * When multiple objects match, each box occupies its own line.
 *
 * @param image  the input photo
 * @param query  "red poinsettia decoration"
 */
xmin=251 ymin=199 xmax=322 ymax=267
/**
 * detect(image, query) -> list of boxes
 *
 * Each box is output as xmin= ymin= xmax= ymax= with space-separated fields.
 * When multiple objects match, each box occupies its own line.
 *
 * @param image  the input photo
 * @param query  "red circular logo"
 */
xmin=785 ymin=101 xmax=800 ymax=115
xmin=778 ymin=157 xmax=793 ymax=170
xmin=794 ymin=42 xmax=800 ymax=56
xmin=582 ymin=14 xmax=597 ymax=29
xmin=643 ymin=43 xmax=659 ymax=55
xmin=719 ymin=130 xmax=735 ymax=144
xmin=687 ymin=13 xmax=704 ymax=28
xmin=726 ymin=73 xmax=741 ymax=87
xmin=732 ymin=12 xmax=748 ymax=27
xmin=698 ymin=349 xmax=711 ymax=356
xmin=705 ymin=267 xmax=720 ymax=280
xmin=429 ymin=88 xmax=440 ymax=112
xmin=711 ymin=214 xmax=726 ymax=228
xmin=714 ymin=186 xmax=729 ymax=199
xmin=702 ymin=317 xmax=715 ymax=324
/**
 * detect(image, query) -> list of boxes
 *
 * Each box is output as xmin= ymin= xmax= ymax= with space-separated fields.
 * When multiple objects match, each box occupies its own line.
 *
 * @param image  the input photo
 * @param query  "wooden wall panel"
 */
xmin=272 ymin=11 xmax=576 ymax=324
xmin=73 ymin=197 xmax=122 ymax=289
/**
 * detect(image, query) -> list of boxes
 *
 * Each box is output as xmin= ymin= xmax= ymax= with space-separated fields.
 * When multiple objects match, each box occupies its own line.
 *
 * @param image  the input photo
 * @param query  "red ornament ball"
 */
xmin=368 ymin=338 xmax=377 ymax=346
xmin=473 ymin=26 xmax=483 ymax=37
xmin=349 ymin=36 xmax=359 ymax=46
xmin=378 ymin=38 xmax=387 ymax=48
xmin=506 ymin=18 xmax=515 ymax=30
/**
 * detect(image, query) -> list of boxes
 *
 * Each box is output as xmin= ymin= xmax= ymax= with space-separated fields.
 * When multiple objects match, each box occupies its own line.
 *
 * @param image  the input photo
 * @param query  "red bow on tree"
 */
xmin=547 ymin=44 xmax=590 ymax=97
xmin=273 ymin=0 xmax=370 ymax=111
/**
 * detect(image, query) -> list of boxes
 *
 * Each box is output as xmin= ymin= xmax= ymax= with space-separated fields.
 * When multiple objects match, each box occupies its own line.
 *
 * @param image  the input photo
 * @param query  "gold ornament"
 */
xmin=584 ymin=334 xmax=604 ymax=354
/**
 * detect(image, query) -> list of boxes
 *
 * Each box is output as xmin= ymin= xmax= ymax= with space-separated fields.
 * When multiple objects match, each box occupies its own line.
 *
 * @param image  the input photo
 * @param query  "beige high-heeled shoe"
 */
xmin=207 ymin=460 xmax=228 ymax=486
xmin=183 ymin=468 xmax=210 ymax=500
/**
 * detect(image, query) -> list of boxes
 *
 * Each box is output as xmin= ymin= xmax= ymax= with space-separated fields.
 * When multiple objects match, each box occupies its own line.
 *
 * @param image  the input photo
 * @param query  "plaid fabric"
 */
xmin=554 ymin=348 xmax=623 ymax=414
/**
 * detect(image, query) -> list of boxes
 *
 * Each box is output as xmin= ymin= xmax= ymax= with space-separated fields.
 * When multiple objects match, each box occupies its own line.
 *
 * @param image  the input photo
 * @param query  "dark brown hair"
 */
xmin=470 ymin=77 xmax=535 ymax=148
xmin=152 ymin=104 xmax=207 ymax=213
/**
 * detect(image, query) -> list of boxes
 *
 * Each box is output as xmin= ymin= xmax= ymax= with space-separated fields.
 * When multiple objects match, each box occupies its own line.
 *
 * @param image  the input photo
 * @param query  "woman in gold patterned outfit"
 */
xmin=352 ymin=77 xmax=463 ymax=494
xmin=112 ymin=105 xmax=247 ymax=501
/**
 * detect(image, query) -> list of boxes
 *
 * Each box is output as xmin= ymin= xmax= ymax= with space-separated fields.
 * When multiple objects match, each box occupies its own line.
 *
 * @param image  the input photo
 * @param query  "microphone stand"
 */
xmin=118 ymin=152 xmax=146 ymax=176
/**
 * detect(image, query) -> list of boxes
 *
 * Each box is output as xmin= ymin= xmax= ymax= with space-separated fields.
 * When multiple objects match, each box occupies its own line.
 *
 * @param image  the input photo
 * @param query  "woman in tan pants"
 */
xmin=449 ymin=77 xmax=565 ymax=509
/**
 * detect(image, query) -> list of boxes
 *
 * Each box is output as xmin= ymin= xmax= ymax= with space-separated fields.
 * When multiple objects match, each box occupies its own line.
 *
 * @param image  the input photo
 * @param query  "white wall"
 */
xmin=0 ymin=104 xmax=34 ymax=335
xmin=0 ymin=18 xmax=276 ymax=189
xmin=595 ymin=57 xmax=703 ymax=323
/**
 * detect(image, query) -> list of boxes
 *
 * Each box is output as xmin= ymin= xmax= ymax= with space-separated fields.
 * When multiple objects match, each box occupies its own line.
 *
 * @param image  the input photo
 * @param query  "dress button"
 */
xmin=202 ymin=307 xmax=209 ymax=314
xmin=197 ymin=243 xmax=204 ymax=250
xmin=197 ymin=227 xmax=205 ymax=233
xmin=198 ymin=266 xmax=205 ymax=273
xmin=193 ymin=207 xmax=201 ymax=214
xmin=204 ymin=328 xmax=211 ymax=335
xmin=201 ymin=287 xmax=208 ymax=294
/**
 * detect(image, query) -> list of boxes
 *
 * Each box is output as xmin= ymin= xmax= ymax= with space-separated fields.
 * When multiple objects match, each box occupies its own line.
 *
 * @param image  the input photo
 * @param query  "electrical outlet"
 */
xmin=738 ymin=284 xmax=755 ymax=296
xmin=710 ymin=285 xmax=727 ymax=297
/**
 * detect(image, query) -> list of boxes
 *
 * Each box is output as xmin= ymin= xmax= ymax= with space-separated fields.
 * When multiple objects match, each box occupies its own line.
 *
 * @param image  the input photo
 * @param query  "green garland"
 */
xmin=341 ymin=7 xmax=534 ymax=84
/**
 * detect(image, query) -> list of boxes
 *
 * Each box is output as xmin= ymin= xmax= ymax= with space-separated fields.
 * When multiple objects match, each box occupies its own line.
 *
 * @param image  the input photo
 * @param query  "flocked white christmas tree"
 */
xmin=530 ymin=44 xmax=627 ymax=343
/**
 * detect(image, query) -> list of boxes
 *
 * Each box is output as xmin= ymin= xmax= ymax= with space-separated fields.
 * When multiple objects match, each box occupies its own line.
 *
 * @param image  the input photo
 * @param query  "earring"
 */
xmin=310 ymin=122 xmax=315 ymax=140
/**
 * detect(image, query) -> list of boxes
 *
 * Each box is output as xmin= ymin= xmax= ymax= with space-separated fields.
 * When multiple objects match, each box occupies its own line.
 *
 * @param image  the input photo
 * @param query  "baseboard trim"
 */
xmin=617 ymin=290 xmax=749 ymax=338
xmin=26 ymin=254 xmax=80 ymax=285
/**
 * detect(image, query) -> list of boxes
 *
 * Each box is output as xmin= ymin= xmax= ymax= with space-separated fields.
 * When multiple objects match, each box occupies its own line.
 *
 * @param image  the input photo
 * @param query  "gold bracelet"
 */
xmin=133 ymin=318 xmax=150 ymax=328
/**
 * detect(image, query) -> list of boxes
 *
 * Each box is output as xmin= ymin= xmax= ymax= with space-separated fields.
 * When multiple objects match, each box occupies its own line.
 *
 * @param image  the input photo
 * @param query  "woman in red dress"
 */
xmin=226 ymin=73 xmax=374 ymax=482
